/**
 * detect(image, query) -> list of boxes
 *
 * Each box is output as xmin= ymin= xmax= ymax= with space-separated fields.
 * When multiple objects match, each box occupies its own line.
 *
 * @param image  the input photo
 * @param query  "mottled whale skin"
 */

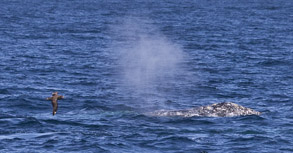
xmin=150 ymin=102 xmax=261 ymax=117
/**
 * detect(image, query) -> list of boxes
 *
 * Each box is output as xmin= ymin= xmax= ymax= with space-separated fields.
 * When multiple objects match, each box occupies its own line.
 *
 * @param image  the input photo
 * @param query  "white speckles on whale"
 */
xmin=149 ymin=102 xmax=261 ymax=117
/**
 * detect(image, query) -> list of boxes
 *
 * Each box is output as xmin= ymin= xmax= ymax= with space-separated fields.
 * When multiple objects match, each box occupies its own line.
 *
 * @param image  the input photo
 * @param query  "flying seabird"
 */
xmin=46 ymin=92 xmax=64 ymax=116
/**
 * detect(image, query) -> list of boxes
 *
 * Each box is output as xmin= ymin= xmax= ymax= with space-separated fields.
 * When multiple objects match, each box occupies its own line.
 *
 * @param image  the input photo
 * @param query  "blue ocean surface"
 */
xmin=0 ymin=0 xmax=292 ymax=152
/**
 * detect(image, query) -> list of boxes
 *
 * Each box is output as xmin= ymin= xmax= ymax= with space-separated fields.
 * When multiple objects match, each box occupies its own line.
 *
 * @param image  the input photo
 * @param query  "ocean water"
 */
xmin=0 ymin=0 xmax=292 ymax=152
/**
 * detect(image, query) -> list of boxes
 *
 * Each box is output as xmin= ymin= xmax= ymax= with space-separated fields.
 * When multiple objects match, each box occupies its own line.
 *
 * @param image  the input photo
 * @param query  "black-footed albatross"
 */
xmin=46 ymin=92 xmax=64 ymax=115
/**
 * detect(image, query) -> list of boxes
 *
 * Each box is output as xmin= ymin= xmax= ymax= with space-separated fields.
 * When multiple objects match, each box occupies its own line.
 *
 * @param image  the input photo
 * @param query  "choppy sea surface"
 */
xmin=0 ymin=0 xmax=292 ymax=152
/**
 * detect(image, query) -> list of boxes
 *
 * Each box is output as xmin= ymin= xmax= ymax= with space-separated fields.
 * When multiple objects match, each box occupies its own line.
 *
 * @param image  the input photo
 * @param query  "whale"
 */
xmin=149 ymin=102 xmax=261 ymax=117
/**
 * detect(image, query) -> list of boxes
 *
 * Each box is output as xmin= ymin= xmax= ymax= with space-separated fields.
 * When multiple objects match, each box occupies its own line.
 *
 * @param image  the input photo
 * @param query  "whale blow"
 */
xmin=149 ymin=102 xmax=261 ymax=117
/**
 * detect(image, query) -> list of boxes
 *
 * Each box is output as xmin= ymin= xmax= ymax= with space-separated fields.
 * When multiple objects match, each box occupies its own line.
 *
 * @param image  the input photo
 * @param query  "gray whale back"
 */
xmin=150 ymin=102 xmax=261 ymax=117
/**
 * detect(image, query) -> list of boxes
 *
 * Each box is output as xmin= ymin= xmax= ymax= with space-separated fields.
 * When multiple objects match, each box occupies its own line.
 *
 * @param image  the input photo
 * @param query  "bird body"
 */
xmin=46 ymin=92 xmax=64 ymax=115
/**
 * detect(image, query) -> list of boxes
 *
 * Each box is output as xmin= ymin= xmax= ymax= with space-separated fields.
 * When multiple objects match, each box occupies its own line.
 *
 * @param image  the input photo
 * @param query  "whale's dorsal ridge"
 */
xmin=150 ymin=102 xmax=261 ymax=117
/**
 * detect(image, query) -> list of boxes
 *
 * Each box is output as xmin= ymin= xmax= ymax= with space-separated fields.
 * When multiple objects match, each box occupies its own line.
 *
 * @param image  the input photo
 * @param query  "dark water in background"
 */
xmin=0 ymin=0 xmax=293 ymax=152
